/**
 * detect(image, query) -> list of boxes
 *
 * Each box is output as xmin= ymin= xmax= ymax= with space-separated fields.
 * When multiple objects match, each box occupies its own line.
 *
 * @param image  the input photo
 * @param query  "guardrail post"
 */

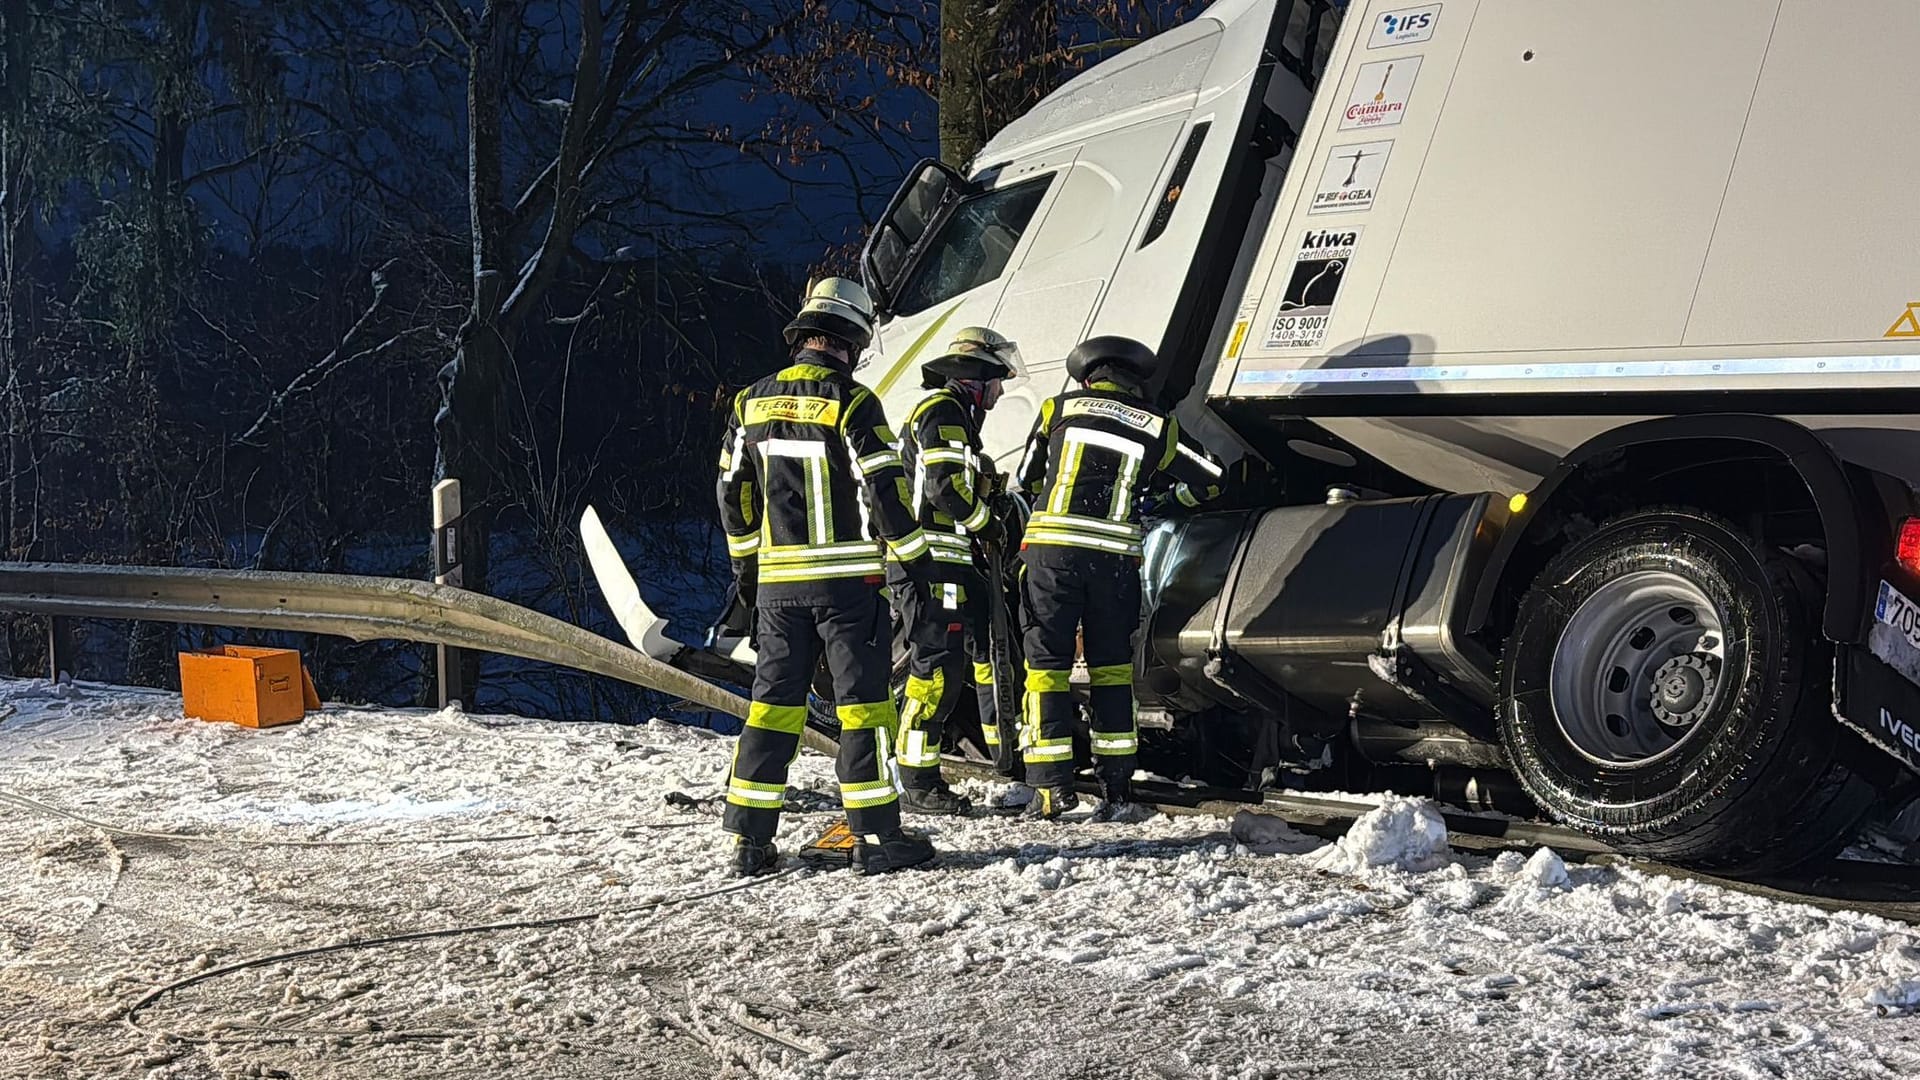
xmin=432 ymin=479 xmax=469 ymax=709
xmin=47 ymin=615 xmax=73 ymax=682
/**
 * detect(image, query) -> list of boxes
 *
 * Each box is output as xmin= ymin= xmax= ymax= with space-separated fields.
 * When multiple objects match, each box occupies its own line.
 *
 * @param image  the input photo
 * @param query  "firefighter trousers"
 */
xmin=1019 ymin=552 xmax=1142 ymax=790
xmin=723 ymin=591 xmax=901 ymax=841
xmin=894 ymin=574 xmax=997 ymax=791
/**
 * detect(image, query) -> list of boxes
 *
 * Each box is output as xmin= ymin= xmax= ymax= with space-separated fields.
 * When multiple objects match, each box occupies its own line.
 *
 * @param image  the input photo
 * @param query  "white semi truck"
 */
xmin=846 ymin=0 xmax=1920 ymax=873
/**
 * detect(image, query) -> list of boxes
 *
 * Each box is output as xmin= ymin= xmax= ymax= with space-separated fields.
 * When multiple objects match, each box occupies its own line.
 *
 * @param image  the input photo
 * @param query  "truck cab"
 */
xmin=859 ymin=0 xmax=1338 ymax=466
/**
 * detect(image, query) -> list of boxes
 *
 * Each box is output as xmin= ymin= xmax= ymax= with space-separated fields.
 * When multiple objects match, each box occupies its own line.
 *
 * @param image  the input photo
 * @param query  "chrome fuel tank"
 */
xmin=1143 ymin=492 xmax=1505 ymax=726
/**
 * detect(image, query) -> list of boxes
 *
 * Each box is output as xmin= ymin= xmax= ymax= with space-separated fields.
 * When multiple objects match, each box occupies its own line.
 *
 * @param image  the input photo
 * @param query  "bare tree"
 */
xmin=406 ymin=0 xmax=822 ymax=696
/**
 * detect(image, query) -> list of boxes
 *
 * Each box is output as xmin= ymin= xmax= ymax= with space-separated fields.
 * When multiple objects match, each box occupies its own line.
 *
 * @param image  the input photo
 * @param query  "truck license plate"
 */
xmin=1870 ymin=579 xmax=1920 ymax=684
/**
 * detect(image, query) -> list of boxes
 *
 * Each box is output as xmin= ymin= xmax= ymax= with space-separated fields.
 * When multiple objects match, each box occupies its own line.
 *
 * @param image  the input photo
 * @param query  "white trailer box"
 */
xmin=1198 ymin=0 xmax=1920 ymax=500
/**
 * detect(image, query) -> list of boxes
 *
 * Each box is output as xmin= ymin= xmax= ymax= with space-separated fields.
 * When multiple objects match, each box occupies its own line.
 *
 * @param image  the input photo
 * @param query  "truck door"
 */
xmin=983 ymin=0 xmax=1322 ymax=462
xmin=859 ymin=154 xmax=1074 ymax=426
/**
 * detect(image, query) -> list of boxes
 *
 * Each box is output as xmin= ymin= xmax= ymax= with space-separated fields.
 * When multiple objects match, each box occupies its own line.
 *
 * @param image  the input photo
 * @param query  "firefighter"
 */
xmin=715 ymin=277 xmax=937 ymax=876
xmin=892 ymin=327 xmax=1022 ymax=815
xmin=1013 ymin=335 xmax=1225 ymax=820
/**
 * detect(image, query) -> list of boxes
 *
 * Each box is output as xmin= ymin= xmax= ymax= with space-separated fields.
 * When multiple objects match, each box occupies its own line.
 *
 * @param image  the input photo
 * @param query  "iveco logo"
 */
xmin=1881 ymin=708 xmax=1920 ymax=755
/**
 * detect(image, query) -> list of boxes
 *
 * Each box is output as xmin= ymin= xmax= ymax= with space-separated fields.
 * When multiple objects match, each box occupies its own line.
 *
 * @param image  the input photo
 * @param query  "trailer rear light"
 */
xmin=1898 ymin=518 xmax=1920 ymax=576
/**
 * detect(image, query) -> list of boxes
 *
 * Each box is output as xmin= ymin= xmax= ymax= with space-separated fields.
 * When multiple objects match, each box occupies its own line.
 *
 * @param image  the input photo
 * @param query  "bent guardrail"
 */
xmin=0 ymin=563 xmax=750 ymax=721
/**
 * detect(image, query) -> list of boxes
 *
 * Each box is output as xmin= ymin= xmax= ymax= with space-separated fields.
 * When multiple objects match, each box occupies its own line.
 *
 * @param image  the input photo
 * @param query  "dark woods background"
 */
xmin=0 ymin=0 xmax=1214 ymax=721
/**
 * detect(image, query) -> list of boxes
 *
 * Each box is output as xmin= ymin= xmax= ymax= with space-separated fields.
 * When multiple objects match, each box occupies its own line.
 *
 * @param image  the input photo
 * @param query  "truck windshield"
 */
xmin=890 ymin=176 xmax=1054 ymax=317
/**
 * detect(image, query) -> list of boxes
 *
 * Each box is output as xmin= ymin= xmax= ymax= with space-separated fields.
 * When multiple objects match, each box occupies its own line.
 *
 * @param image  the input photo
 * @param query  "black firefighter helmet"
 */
xmin=1065 ymin=335 xmax=1158 ymax=388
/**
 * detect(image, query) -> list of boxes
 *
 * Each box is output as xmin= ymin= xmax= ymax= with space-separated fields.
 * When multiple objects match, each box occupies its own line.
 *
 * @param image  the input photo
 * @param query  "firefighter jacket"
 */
xmin=899 ymin=387 xmax=994 ymax=580
xmin=1013 ymin=381 xmax=1224 ymax=558
xmin=717 ymin=350 xmax=927 ymax=603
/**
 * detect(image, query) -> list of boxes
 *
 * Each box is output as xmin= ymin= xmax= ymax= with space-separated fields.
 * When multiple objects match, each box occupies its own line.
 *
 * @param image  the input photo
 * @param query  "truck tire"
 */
xmin=1497 ymin=506 xmax=1875 ymax=874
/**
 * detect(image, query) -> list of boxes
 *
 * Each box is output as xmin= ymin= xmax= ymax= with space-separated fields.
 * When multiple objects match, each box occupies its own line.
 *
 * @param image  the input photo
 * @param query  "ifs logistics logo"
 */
xmin=1368 ymin=4 xmax=1440 ymax=48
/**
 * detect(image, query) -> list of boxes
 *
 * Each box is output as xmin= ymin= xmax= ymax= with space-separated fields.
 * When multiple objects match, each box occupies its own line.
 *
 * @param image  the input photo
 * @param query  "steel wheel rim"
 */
xmin=1548 ymin=570 xmax=1727 ymax=768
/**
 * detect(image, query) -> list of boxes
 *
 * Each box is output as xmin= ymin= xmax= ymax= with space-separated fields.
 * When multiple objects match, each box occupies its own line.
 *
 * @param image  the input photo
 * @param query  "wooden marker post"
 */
xmin=47 ymin=616 xmax=74 ymax=683
xmin=432 ymin=479 xmax=469 ymax=708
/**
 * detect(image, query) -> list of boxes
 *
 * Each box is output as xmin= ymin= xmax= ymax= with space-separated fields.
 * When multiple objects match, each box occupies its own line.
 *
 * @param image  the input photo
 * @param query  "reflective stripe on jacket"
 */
xmin=717 ymin=350 xmax=924 ymax=600
xmin=899 ymin=388 xmax=991 ymax=576
xmin=1013 ymin=382 xmax=1224 ymax=557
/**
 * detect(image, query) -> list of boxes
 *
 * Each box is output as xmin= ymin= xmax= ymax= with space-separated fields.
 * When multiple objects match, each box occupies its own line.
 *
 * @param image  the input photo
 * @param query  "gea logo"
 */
xmin=1382 ymin=12 xmax=1433 ymax=36
xmin=1302 ymin=230 xmax=1359 ymax=250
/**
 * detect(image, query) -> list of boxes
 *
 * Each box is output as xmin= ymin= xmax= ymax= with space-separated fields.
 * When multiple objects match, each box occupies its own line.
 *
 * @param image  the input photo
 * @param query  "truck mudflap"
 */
xmin=1837 ymin=578 xmax=1920 ymax=776
xmin=1835 ymin=646 xmax=1920 ymax=777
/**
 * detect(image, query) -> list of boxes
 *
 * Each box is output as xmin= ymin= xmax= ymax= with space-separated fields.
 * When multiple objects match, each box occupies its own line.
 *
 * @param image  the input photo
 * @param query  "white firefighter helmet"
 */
xmin=784 ymin=276 xmax=877 ymax=353
xmin=920 ymin=326 xmax=1022 ymax=389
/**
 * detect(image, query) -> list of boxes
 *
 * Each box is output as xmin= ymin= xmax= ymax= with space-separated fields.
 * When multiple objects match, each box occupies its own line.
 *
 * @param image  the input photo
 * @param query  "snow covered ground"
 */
xmin=2 ymin=678 xmax=1919 ymax=1079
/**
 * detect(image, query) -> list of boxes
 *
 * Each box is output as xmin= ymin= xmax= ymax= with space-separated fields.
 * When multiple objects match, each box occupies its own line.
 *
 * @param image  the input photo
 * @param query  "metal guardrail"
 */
xmin=0 ymin=563 xmax=749 ymax=720
xmin=7 ymin=568 xmax=1917 ymax=922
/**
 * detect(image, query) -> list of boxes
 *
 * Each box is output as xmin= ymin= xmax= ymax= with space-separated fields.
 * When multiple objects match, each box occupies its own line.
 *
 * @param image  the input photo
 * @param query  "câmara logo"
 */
xmin=1346 ymin=99 xmax=1405 ymax=123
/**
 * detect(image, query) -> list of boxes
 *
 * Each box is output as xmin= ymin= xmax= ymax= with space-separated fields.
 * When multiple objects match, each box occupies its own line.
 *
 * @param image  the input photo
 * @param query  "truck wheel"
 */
xmin=1497 ymin=506 xmax=1875 ymax=874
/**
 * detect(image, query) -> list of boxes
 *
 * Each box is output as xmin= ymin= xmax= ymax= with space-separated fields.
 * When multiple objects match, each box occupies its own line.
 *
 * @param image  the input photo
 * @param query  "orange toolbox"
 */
xmin=178 ymin=646 xmax=321 ymax=728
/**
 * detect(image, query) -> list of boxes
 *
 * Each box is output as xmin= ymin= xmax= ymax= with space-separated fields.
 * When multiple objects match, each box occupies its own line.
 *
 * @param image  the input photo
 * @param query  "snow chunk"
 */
xmin=1308 ymin=795 xmax=1450 ymax=874
xmin=1523 ymin=847 xmax=1570 ymax=889
xmin=1866 ymin=981 xmax=1920 ymax=1014
xmin=988 ymin=783 xmax=1034 ymax=809
xmin=1023 ymin=855 xmax=1072 ymax=891
xmin=1228 ymin=811 xmax=1316 ymax=853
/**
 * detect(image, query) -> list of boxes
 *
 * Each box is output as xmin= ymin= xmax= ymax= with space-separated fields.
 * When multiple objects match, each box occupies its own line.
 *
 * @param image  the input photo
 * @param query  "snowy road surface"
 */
xmin=2 ymin=678 xmax=1918 ymax=1079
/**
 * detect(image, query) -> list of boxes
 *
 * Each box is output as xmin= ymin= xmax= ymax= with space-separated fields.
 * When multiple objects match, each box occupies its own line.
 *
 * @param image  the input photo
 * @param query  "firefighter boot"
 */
xmin=851 ymin=827 xmax=938 ymax=874
xmin=1023 ymin=785 xmax=1080 ymax=821
xmin=730 ymin=835 xmax=780 ymax=878
xmin=1090 ymin=775 xmax=1153 ymax=823
xmin=900 ymin=781 xmax=973 ymax=817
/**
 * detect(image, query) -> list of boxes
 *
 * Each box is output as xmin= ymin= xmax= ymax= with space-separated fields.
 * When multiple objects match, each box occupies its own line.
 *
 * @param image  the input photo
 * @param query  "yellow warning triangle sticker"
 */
xmin=1888 ymin=303 xmax=1920 ymax=339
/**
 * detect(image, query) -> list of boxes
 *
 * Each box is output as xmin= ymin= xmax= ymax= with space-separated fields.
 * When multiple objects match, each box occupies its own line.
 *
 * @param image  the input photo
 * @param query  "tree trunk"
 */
xmin=432 ymin=327 xmax=507 ymax=700
xmin=124 ymin=0 xmax=198 ymax=690
xmin=430 ymin=0 xmax=522 ymax=704
xmin=939 ymin=0 xmax=1058 ymax=169
xmin=0 ymin=6 xmax=22 ymax=561
xmin=124 ymin=385 xmax=175 ymax=688
xmin=938 ymin=0 xmax=996 ymax=169
xmin=0 ymin=0 xmax=28 ymax=676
